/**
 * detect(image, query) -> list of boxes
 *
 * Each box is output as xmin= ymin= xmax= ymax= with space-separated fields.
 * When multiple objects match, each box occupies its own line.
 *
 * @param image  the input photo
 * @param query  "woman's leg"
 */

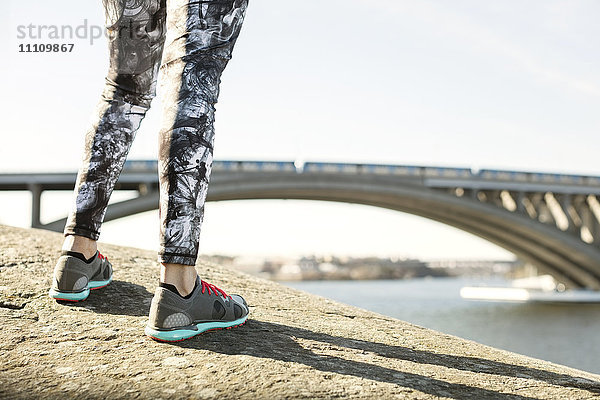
xmin=157 ymin=0 xmax=249 ymax=294
xmin=63 ymin=0 xmax=168 ymax=255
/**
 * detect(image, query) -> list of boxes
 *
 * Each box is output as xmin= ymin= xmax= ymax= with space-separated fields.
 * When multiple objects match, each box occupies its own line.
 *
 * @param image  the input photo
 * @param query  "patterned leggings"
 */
xmin=64 ymin=0 xmax=249 ymax=265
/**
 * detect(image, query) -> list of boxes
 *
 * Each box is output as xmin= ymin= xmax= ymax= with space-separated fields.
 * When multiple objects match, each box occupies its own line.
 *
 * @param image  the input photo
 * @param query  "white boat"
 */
xmin=460 ymin=275 xmax=600 ymax=303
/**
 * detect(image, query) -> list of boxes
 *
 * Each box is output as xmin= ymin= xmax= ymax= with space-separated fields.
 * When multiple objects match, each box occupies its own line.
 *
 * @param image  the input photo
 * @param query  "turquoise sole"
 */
xmin=88 ymin=276 xmax=113 ymax=289
xmin=49 ymin=287 xmax=90 ymax=301
xmin=145 ymin=315 xmax=248 ymax=342
xmin=49 ymin=276 xmax=112 ymax=302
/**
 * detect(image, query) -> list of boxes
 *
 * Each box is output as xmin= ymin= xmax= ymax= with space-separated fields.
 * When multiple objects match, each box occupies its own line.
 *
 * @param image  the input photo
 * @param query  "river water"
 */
xmin=283 ymin=277 xmax=600 ymax=374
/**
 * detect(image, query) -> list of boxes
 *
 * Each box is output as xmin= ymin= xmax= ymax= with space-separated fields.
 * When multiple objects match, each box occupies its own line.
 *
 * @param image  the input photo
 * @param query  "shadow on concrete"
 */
xmin=174 ymin=320 xmax=599 ymax=399
xmin=59 ymin=280 xmax=153 ymax=317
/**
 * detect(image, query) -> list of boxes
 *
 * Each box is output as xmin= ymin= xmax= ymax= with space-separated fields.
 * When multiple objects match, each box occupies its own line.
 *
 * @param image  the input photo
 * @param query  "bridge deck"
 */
xmin=3 ymin=160 xmax=600 ymax=289
xmin=2 ymin=159 xmax=600 ymax=194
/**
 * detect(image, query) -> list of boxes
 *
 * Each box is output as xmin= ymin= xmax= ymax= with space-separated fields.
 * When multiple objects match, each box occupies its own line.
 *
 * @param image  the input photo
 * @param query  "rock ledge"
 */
xmin=1 ymin=225 xmax=599 ymax=399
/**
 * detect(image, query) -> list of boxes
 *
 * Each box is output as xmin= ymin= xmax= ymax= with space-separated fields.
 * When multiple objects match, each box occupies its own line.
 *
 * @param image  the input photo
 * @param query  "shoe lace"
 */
xmin=98 ymin=252 xmax=108 ymax=262
xmin=200 ymin=280 xmax=229 ymax=298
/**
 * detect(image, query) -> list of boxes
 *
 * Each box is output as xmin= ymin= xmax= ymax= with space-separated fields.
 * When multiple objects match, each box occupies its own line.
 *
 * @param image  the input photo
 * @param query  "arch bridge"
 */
xmin=3 ymin=159 xmax=600 ymax=290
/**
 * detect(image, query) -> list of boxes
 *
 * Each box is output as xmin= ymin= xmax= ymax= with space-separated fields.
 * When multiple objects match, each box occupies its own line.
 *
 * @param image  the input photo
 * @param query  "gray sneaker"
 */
xmin=145 ymin=276 xmax=249 ymax=342
xmin=48 ymin=251 xmax=113 ymax=302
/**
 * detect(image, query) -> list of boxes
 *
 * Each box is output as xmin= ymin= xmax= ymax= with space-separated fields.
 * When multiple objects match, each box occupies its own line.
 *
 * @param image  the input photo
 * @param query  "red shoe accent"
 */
xmin=90 ymin=283 xmax=109 ymax=290
xmin=147 ymin=336 xmax=187 ymax=343
xmin=200 ymin=280 xmax=229 ymax=298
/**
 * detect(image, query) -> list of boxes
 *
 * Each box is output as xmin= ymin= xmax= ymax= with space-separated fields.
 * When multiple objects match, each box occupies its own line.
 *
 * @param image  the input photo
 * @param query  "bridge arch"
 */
xmin=63 ymin=170 xmax=600 ymax=290
xmin=22 ymin=160 xmax=600 ymax=290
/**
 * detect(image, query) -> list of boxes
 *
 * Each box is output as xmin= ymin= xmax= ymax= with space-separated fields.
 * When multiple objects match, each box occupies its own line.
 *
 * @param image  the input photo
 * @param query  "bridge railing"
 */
xmin=120 ymin=160 xmax=600 ymax=187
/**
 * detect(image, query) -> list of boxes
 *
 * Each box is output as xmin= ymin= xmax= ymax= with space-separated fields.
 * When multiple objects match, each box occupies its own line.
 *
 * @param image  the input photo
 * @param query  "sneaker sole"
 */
xmin=145 ymin=315 xmax=248 ymax=342
xmin=48 ymin=277 xmax=113 ymax=302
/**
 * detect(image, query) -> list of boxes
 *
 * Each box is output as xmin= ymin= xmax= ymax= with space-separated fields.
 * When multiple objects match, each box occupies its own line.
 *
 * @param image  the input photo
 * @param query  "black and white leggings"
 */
xmin=64 ymin=0 xmax=249 ymax=265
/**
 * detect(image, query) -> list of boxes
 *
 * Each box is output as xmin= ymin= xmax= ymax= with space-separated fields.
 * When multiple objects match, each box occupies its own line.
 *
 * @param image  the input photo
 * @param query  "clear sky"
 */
xmin=1 ymin=0 xmax=599 ymax=260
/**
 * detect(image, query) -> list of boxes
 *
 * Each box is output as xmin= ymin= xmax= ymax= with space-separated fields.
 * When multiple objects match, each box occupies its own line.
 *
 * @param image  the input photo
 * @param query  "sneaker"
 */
xmin=145 ymin=276 xmax=249 ymax=342
xmin=48 ymin=251 xmax=113 ymax=302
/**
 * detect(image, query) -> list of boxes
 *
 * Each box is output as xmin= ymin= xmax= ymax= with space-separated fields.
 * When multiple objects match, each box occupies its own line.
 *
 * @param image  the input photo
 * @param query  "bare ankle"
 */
xmin=62 ymin=235 xmax=97 ymax=260
xmin=160 ymin=264 xmax=197 ymax=297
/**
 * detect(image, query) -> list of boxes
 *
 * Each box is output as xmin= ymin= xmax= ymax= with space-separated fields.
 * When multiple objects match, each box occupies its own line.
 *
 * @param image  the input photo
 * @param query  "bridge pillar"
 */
xmin=571 ymin=195 xmax=589 ymax=243
xmin=556 ymin=194 xmax=580 ymax=234
xmin=586 ymin=195 xmax=600 ymax=246
xmin=521 ymin=193 xmax=538 ymax=219
xmin=579 ymin=203 xmax=595 ymax=244
xmin=489 ymin=190 xmax=504 ymax=209
xmin=515 ymin=191 xmax=526 ymax=214
xmin=530 ymin=193 xmax=555 ymax=226
xmin=29 ymin=184 xmax=42 ymax=229
xmin=499 ymin=190 xmax=517 ymax=212
xmin=467 ymin=189 xmax=478 ymax=200
xmin=544 ymin=193 xmax=569 ymax=231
